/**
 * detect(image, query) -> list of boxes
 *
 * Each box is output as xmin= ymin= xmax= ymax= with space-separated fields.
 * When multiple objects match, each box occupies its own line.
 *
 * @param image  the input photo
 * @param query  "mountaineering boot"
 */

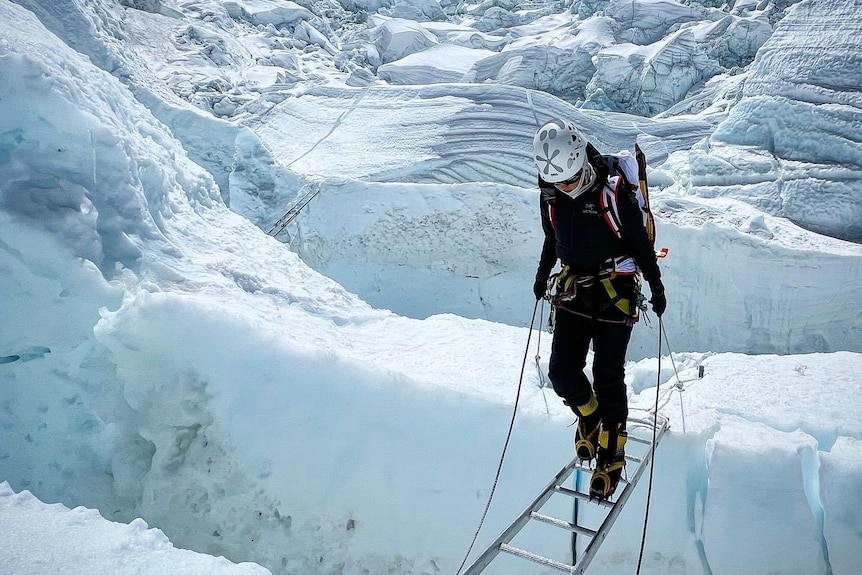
xmin=564 ymin=395 xmax=601 ymax=462
xmin=590 ymin=424 xmax=627 ymax=500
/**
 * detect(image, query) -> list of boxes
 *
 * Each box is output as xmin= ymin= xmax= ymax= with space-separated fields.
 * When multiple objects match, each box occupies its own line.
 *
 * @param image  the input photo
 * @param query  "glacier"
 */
xmin=1 ymin=0 xmax=861 ymax=574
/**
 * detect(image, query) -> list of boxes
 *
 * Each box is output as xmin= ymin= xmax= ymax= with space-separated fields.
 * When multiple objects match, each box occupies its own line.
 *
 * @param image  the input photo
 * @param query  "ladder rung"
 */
xmin=627 ymin=434 xmax=653 ymax=446
xmin=530 ymin=511 xmax=598 ymax=537
xmin=460 ymin=416 xmax=669 ymax=575
xmin=627 ymin=415 xmax=666 ymax=428
xmin=555 ymin=485 xmax=614 ymax=508
xmin=499 ymin=543 xmax=573 ymax=573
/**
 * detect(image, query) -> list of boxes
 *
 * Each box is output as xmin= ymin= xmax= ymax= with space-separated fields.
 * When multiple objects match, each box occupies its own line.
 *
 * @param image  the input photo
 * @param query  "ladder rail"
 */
xmin=267 ymin=182 xmax=322 ymax=237
xmin=570 ymin=416 xmax=669 ymax=574
xmin=460 ymin=414 xmax=669 ymax=575
xmin=461 ymin=458 xmax=580 ymax=575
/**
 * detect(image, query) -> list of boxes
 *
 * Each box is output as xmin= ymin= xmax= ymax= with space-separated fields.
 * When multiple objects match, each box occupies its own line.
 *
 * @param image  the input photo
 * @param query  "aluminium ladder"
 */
xmin=267 ymin=181 xmax=322 ymax=240
xmin=462 ymin=414 xmax=669 ymax=575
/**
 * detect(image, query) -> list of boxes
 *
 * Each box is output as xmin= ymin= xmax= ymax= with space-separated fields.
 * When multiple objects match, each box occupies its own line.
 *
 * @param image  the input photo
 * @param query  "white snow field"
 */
xmin=1 ymin=0 xmax=861 ymax=574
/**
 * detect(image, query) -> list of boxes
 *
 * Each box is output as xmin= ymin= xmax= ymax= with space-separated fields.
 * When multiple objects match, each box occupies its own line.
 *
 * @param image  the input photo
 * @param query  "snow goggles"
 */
xmin=557 ymin=169 xmax=584 ymax=187
xmin=554 ymin=163 xmax=595 ymax=200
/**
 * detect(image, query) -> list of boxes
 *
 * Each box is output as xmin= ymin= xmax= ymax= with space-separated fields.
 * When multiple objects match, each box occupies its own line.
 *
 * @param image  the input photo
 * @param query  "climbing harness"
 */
xmin=549 ymin=262 xmax=644 ymax=326
xmin=598 ymin=268 xmax=639 ymax=319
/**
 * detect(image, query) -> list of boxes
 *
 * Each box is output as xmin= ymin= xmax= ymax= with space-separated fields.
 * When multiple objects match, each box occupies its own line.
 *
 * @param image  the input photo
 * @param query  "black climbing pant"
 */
xmin=548 ymin=308 xmax=632 ymax=427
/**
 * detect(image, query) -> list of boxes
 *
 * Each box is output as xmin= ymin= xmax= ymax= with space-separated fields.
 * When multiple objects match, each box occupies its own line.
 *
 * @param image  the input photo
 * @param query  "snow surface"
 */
xmin=1 ymin=0 xmax=861 ymax=574
xmin=0 ymin=482 xmax=269 ymax=575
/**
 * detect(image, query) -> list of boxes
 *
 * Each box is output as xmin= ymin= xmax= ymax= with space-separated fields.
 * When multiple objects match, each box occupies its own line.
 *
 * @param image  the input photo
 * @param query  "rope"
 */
xmin=455 ymin=299 xmax=541 ymax=575
xmin=534 ymin=297 xmax=549 ymax=387
xmin=661 ymin=322 xmax=687 ymax=433
xmin=632 ymin=322 xmax=692 ymax=432
xmin=635 ymin=316 xmax=663 ymax=574
xmin=534 ymin=297 xmax=552 ymax=416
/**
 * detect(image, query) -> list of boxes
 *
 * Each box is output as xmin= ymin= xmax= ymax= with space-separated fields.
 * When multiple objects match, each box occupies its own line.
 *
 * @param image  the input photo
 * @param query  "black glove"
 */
xmin=533 ymin=276 xmax=548 ymax=300
xmin=649 ymin=283 xmax=667 ymax=317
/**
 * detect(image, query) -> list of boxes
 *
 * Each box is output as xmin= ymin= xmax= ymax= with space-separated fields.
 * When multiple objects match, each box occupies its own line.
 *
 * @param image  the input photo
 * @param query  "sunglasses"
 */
xmin=556 ymin=169 xmax=584 ymax=187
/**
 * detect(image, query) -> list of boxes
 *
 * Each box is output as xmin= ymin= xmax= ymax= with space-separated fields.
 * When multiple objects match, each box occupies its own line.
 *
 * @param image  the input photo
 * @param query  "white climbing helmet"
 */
xmin=533 ymin=119 xmax=589 ymax=184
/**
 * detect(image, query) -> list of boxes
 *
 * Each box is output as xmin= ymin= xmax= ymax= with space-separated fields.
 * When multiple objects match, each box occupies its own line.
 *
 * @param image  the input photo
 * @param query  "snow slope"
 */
xmin=1 ymin=0 xmax=861 ymax=574
xmin=0 ymin=482 xmax=270 ymax=575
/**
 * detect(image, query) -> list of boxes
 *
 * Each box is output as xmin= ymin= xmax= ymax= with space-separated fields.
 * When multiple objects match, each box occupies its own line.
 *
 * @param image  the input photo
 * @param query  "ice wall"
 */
xmin=295 ymin=176 xmax=862 ymax=360
xmin=2 ymin=2 xmax=861 ymax=575
xmin=686 ymin=0 xmax=862 ymax=241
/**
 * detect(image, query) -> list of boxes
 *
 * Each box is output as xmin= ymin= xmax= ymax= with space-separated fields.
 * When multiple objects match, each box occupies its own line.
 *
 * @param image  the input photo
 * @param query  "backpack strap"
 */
xmin=538 ymin=175 xmax=558 ymax=229
xmin=634 ymin=144 xmax=656 ymax=245
xmin=599 ymin=180 xmax=623 ymax=240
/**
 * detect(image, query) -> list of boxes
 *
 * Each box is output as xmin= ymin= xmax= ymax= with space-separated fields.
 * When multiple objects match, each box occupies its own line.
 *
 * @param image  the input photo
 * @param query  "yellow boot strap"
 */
xmin=575 ymin=394 xmax=599 ymax=417
xmin=590 ymin=462 xmax=626 ymax=498
xmin=595 ymin=460 xmax=626 ymax=475
xmin=598 ymin=429 xmax=628 ymax=450
xmin=575 ymin=434 xmax=598 ymax=460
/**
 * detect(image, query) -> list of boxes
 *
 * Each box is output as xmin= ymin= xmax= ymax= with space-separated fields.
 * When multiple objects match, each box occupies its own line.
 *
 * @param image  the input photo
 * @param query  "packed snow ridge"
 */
xmin=1 ymin=0 xmax=861 ymax=575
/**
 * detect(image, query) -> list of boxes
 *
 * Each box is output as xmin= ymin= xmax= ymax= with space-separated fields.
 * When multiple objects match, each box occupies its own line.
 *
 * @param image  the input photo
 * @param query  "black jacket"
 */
xmin=536 ymin=144 xmax=661 ymax=289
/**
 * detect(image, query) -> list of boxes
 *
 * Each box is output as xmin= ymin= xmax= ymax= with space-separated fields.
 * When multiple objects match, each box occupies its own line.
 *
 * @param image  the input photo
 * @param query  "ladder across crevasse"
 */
xmin=462 ymin=414 xmax=669 ymax=575
xmin=267 ymin=181 xmax=322 ymax=240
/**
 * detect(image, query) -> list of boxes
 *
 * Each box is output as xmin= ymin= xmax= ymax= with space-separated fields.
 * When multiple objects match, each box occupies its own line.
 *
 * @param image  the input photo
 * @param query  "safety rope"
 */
xmin=647 ymin=323 xmax=701 ymax=432
xmin=661 ymin=322 xmax=688 ymax=433
xmin=636 ymin=316 xmax=664 ymax=575
xmin=534 ymin=297 xmax=549 ymax=387
xmin=632 ymin=321 xmax=694 ymax=431
xmin=455 ymin=299 xmax=541 ymax=575
xmin=534 ymin=297 xmax=552 ymax=416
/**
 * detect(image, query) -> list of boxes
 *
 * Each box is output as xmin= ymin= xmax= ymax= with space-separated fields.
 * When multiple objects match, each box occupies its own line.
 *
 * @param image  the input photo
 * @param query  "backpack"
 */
xmin=599 ymin=144 xmax=667 ymax=258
